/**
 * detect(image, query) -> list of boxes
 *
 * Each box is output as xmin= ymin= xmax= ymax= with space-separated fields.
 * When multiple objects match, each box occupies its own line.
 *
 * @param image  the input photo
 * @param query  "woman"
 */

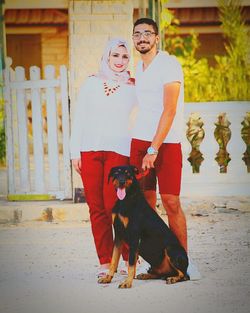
xmin=70 ymin=38 xmax=136 ymax=278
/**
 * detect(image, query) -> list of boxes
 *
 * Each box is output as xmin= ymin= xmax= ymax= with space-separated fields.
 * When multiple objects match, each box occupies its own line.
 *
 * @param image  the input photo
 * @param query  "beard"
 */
xmin=135 ymin=40 xmax=154 ymax=54
xmin=139 ymin=48 xmax=150 ymax=54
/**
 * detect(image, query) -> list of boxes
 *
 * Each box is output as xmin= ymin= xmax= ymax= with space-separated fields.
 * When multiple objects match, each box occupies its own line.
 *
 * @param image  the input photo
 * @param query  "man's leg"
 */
xmin=156 ymin=143 xmax=187 ymax=251
xmin=161 ymin=194 xmax=201 ymax=280
xmin=160 ymin=194 xmax=187 ymax=252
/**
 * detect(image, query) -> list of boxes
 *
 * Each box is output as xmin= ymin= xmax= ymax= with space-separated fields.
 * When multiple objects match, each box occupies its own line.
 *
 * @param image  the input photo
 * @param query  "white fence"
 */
xmin=3 ymin=61 xmax=72 ymax=200
xmin=181 ymin=101 xmax=250 ymax=196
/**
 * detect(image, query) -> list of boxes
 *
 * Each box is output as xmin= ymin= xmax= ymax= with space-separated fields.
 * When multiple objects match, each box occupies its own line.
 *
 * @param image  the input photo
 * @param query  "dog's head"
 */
xmin=108 ymin=165 xmax=140 ymax=200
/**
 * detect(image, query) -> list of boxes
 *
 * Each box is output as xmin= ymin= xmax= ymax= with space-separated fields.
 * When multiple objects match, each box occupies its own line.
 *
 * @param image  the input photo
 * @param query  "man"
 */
xmin=130 ymin=18 xmax=200 ymax=279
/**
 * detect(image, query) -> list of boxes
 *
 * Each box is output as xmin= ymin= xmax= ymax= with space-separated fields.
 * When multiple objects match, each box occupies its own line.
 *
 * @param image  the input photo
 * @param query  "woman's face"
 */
xmin=108 ymin=45 xmax=129 ymax=73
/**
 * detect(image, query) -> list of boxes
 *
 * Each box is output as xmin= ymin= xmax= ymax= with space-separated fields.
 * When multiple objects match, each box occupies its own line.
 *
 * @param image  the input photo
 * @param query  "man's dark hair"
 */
xmin=133 ymin=18 xmax=159 ymax=35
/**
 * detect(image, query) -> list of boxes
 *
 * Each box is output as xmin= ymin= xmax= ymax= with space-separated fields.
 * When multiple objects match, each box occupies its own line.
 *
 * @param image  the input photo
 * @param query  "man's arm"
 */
xmin=142 ymin=81 xmax=181 ymax=170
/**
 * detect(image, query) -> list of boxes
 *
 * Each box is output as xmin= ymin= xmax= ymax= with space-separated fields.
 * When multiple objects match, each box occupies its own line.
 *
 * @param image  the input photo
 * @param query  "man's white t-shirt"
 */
xmin=132 ymin=50 xmax=184 ymax=143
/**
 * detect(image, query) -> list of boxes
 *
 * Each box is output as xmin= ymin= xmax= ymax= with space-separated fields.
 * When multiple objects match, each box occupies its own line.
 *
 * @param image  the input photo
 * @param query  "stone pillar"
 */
xmin=69 ymin=0 xmax=134 ymax=193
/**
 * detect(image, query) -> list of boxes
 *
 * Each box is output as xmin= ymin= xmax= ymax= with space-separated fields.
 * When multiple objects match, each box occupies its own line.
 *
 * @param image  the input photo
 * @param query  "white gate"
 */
xmin=3 ymin=58 xmax=72 ymax=200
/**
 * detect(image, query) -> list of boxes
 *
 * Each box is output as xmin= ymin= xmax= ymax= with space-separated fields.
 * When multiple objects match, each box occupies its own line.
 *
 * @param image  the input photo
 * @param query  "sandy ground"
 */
xmin=0 ymin=197 xmax=250 ymax=313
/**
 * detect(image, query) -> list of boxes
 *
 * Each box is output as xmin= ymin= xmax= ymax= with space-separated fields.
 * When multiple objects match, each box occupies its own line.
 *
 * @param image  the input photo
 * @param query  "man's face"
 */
xmin=133 ymin=23 xmax=159 ymax=54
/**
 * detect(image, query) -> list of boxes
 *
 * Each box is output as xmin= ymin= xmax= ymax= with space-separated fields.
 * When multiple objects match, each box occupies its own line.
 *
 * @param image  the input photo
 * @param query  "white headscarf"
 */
xmin=96 ymin=38 xmax=131 ymax=83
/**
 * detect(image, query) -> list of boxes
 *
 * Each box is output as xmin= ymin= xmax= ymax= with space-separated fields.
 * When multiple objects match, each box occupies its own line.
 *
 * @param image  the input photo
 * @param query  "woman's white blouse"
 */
xmin=70 ymin=76 xmax=137 ymax=158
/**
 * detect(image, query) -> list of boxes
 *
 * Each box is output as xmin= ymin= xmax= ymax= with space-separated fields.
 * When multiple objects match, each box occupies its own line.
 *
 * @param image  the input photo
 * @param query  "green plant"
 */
xmin=160 ymin=0 xmax=250 ymax=102
xmin=214 ymin=0 xmax=250 ymax=100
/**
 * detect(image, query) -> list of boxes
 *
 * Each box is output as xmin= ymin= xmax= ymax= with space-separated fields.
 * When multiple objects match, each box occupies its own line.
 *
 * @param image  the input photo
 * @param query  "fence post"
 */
xmin=45 ymin=65 xmax=60 ymax=191
xmin=3 ymin=59 xmax=15 ymax=193
xmin=30 ymin=66 xmax=45 ymax=193
xmin=15 ymin=66 xmax=30 ymax=192
xmin=60 ymin=65 xmax=72 ymax=199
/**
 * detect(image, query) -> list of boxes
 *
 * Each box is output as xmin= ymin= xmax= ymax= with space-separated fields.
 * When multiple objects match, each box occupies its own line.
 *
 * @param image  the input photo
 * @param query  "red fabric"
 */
xmin=81 ymin=151 xmax=129 ymax=264
xmin=130 ymin=139 xmax=182 ymax=195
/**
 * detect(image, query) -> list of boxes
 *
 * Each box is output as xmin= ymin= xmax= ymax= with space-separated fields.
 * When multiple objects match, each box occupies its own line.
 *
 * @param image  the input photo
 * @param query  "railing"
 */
xmin=181 ymin=101 xmax=250 ymax=196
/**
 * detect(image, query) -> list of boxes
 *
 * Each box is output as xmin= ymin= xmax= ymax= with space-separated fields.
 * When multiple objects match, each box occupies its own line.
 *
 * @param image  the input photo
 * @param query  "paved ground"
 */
xmin=0 ymin=197 xmax=249 ymax=313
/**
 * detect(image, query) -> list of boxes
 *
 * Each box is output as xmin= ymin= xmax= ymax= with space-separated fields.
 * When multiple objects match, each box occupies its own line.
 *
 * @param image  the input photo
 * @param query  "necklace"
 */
xmin=103 ymin=81 xmax=120 ymax=96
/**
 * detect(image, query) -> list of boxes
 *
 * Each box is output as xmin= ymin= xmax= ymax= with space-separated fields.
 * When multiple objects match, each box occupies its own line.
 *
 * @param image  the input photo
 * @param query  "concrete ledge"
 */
xmin=1 ymin=196 xmax=249 ymax=224
xmin=0 ymin=200 xmax=90 ymax=224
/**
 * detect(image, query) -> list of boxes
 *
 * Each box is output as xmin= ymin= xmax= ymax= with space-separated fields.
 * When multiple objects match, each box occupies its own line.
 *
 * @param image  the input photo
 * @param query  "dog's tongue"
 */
xmin=117 ymin=188 xmax=126 ymax=200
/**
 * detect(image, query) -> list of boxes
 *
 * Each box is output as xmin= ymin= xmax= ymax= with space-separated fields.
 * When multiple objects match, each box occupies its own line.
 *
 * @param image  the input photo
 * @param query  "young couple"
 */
xmin=70 ymin=18 xmax=200 ymax=280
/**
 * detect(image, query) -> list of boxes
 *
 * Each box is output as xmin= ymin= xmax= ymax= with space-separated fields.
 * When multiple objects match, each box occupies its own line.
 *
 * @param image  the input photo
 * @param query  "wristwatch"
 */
xmin=147 ymin=146 xmax=158 ymax=155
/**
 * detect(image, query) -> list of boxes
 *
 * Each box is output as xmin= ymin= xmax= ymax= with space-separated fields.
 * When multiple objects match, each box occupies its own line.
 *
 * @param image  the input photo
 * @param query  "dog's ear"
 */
xmin=108 ymin=167 xmax=116 ymax=183
xmin=131 ymin=165 xmax=139 ymax=175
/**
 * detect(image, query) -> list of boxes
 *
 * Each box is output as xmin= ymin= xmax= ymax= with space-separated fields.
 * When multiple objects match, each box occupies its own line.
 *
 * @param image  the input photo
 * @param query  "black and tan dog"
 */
xmin=98 ymin=165 xmax=189 ymax=288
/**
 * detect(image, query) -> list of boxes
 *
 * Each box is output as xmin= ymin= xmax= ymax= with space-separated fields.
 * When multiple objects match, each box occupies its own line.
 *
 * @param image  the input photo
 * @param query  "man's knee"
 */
xmin=161 ymin=194 xmax=181 ymax=216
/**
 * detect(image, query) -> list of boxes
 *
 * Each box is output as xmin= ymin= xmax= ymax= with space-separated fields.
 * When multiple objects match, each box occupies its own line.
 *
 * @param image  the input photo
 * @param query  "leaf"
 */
xmin=160 ymin=10 xmax=173 ymax=30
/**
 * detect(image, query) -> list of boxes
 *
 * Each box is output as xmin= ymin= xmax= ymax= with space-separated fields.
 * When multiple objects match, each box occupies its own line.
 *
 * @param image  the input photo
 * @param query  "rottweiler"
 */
xmin=98 ymin=165 xmax=189 ymax=288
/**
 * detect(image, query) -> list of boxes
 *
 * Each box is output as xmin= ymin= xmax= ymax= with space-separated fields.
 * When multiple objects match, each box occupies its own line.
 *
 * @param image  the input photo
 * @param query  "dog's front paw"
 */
xmin=98 ymin=275 xmax=112 ymax=284
xmin=166 ymin=276 xmax=179 ymax=284
xmin=136 ymin=273 xmax=151 ymax=280
xmin=118 ymin=279 xmax=133 ymax=288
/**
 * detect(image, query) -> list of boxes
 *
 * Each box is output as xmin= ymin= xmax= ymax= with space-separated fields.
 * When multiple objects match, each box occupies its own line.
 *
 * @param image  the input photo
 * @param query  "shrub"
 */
xmin=160 ymin=0 xmax=250 ymax=102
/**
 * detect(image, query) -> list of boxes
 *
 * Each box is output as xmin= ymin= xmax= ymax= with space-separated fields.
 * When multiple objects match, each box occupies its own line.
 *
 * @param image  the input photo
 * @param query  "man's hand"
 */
xmin=142 ymin=154 xmax=157 ymax=170
xmin=72 ymin=158 xmax=82 ymax=175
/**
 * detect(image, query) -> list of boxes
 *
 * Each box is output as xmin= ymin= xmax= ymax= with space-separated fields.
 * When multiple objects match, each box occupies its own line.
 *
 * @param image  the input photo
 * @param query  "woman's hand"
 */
xmin=72 ymin=158 xmax=82 ymax=175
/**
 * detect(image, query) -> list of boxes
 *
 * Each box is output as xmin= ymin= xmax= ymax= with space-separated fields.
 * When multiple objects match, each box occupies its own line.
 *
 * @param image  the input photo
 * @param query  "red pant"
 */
xmin=80 ymin=151 xmax=129 ymax=265
xmin=130 ymin=139 xmax=182 ymax=195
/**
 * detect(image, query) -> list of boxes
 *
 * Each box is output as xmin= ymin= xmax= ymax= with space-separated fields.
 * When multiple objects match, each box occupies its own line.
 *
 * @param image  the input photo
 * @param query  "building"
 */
xmin=3 ymin=1 xmax=250 ymax=78
xmin=1 ymin=0 xmax=250 ymax=198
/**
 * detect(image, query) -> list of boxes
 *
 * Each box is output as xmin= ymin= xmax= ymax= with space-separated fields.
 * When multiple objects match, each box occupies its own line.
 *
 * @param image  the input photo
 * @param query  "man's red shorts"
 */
xmin=130 ymin=138 xmax=182 ymax=196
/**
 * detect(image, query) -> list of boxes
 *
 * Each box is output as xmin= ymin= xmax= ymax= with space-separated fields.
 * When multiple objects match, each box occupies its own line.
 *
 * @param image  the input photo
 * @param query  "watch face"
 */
xmin=147 ymin=147 xmax=156 ymax=155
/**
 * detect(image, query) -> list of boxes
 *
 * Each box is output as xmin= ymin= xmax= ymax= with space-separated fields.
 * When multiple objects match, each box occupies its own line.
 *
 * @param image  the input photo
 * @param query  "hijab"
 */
xmin=96 ymin=38 xmax=131 ymax=83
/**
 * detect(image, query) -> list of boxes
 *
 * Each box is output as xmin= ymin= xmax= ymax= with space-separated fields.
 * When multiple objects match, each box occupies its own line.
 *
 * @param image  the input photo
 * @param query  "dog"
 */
xmin=98 ymin=165 xmax=189 ymax=288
